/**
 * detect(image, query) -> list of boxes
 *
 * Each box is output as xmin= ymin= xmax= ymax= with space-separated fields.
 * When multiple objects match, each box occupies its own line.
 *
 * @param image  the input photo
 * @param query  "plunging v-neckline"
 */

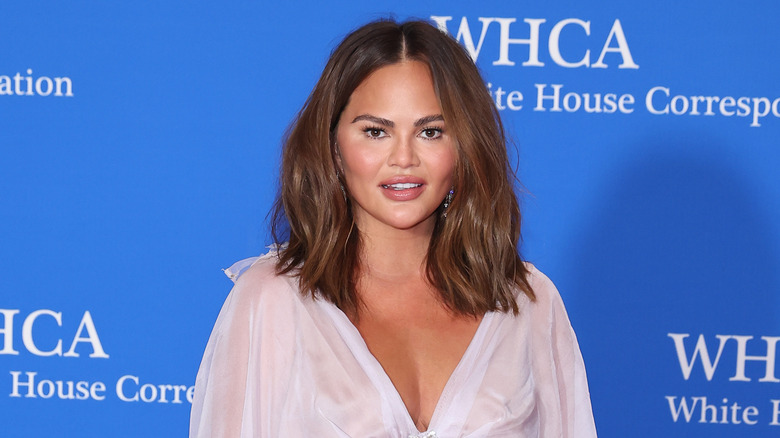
xmin=320 ymin=301 xmax=495 ymax=436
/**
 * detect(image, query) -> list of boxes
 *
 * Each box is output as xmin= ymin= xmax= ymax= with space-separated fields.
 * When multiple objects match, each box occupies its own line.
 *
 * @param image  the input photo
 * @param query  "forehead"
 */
xmin=344 ymin=60 xmax=442 ymax=116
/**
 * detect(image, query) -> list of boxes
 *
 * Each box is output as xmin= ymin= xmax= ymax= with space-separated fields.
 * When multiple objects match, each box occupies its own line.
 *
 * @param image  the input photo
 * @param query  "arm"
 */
xmin=190 ymin=258 xmax=296 ymax=438
xmin=528 ymin=266 xmax=597 ymax=438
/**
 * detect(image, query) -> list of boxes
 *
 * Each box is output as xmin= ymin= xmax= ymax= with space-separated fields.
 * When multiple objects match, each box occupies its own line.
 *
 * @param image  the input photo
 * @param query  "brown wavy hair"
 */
xmin=271 ymin=19 xmax=534 ymax=317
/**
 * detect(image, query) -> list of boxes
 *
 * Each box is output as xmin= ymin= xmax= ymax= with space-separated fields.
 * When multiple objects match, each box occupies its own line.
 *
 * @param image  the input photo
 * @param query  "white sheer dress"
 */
xmin=190 ymin=250 xmax=597 ymax=437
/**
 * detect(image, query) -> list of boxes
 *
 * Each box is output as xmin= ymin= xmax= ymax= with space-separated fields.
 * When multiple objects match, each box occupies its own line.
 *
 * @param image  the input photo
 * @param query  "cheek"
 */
xmin=339 ymin=145 xmax=382 ymax=184
xmin=336 ymin=130 xmax=373 ymax=172
xmin=431 ymin=147 xmax=457 ymax=184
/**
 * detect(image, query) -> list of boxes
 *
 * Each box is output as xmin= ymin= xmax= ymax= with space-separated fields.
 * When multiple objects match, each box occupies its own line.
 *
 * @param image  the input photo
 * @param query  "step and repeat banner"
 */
xmin=2 ymin=1 xmax=778 ymax=437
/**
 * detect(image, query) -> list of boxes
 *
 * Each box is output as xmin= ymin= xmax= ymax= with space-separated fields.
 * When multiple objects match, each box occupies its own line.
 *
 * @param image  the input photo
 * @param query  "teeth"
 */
xmin=383 ymin=183 xmax=422 ymax=190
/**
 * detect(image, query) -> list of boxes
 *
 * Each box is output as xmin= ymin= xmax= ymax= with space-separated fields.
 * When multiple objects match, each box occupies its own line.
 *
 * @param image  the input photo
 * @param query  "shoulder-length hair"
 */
xmin=271 ymin=19 xmax=534 ymax=317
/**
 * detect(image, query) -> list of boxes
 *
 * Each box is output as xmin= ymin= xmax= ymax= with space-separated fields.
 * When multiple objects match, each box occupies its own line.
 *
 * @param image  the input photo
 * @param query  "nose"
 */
xmin=387 ymin=135 xmax=420 ymax=168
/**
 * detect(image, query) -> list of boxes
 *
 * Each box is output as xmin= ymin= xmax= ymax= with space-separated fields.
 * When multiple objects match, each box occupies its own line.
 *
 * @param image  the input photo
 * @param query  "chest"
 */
xmin=353 ymin=301 xmax=483 ymax=430
xmin=285 ymin=301 xmax=541 ymax=437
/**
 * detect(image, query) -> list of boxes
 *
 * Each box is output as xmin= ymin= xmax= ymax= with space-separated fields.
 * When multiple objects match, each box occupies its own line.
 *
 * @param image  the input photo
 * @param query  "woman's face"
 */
xmin=335 ymin=60 xmax=456 ymax=236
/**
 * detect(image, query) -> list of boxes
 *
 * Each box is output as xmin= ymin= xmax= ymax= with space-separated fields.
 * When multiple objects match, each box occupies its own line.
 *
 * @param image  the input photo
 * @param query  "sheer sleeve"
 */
xmin=189 ymin=256 xmax=298 ymax=438
xmin=528 ymin=266 xmax=598 ymax=438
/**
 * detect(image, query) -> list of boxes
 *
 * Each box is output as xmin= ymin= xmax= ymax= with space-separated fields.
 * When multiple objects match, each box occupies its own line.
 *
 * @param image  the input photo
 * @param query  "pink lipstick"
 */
xmin=379 ymin=176 xmax=425 ymax=201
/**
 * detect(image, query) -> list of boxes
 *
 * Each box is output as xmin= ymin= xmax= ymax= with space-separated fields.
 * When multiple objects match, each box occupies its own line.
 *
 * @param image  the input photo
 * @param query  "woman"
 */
xmin=191 ymin=19 xmax=596 ymax=437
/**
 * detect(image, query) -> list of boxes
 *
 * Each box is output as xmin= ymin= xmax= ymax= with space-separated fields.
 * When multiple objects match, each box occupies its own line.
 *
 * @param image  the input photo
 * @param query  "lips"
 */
xmin=379 ymin=176 xmax=425 ymax=201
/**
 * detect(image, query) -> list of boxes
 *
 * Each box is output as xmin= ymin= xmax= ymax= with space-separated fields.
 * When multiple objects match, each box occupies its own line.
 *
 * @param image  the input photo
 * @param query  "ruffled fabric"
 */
xmin=223 ymin=257 xmax=260 ymax=282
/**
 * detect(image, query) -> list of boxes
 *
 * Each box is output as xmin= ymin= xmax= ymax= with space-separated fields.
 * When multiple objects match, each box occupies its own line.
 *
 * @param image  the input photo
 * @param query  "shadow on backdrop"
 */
xmin=566 ymin=137 xmax=780 ymax=437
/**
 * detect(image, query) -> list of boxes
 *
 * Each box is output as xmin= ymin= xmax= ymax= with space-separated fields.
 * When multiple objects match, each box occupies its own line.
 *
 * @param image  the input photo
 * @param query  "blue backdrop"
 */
xmin=2 ymin=1 xmax=779 ymax=436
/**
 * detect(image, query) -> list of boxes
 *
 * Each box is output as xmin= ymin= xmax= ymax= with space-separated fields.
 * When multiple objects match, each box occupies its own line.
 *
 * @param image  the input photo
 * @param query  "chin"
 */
xmin=384 ymin=212 xmax=438 ymax=231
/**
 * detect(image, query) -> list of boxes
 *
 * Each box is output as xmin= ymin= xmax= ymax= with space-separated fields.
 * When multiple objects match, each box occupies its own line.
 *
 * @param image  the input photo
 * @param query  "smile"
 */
xmin=381 ymin=183 xmax=423 ymax=190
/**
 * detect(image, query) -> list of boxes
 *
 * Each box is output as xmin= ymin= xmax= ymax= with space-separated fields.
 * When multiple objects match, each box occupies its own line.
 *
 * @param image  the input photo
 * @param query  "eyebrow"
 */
xmin=351 ymin=114 xmax=394 ymax=127
xmin=350 ymin=114 xmax=445 ymax=127
xmin=414 ymin=114 xmax=445 ymax=127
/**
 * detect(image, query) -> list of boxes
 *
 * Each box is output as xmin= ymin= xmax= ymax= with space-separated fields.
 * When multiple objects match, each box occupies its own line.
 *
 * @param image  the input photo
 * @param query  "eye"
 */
xmin=419 ymin=127 xmax=443 ymax=140
xmin=363 ymin=126 xmax=387 ymax=139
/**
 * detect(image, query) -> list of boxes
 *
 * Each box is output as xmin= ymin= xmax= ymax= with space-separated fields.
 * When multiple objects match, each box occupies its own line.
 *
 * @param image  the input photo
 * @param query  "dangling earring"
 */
xmin=442 ymin=189 xmax=454 ymax=218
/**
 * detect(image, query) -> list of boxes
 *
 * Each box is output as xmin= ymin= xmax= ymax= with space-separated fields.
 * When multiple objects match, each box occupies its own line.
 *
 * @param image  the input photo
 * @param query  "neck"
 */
xmin=357 ymin=218 xmax=435 ymax=282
